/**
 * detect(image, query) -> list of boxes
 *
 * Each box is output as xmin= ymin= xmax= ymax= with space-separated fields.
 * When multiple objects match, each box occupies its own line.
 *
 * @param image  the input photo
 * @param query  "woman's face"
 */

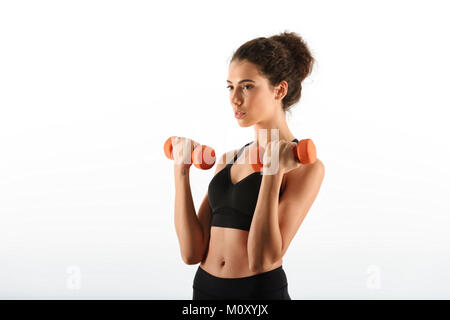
xmin=227 ymin=60 xmax=280 ymax=127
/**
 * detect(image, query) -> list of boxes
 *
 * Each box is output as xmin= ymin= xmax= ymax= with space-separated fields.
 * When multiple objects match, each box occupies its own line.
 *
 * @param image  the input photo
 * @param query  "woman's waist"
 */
xmin=202 ymin=242 xmax=250 ymax=273
xmin=194 ymin=262 xmax=288 ymax=297
xmin=201 ymin=241 xmax=282 ymax=278
xmin=200 ymin=258 xmax=283 ymax=279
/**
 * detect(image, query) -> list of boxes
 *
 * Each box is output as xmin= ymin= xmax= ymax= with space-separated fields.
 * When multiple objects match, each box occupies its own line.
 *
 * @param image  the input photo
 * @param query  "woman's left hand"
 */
xmin=262 ymin=140 xmax=301 ymax=175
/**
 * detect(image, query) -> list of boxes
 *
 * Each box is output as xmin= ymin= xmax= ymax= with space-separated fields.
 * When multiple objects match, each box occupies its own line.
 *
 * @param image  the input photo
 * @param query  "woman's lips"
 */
xmin=234 ymin=111 xmax=246 ymax=119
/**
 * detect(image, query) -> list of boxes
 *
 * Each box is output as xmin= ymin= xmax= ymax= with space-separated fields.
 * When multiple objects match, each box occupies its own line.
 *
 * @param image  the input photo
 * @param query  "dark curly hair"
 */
xmin=229 ymin=31 xmax=315 ymax=114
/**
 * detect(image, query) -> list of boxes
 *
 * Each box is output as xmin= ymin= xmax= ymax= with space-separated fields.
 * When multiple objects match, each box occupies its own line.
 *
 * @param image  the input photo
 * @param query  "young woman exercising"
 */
xmin=172 ymin=31 xmax=325 ymax=300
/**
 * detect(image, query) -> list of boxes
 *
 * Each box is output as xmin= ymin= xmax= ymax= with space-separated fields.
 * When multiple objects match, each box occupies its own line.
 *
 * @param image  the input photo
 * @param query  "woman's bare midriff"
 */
xmin=199 ymin=227 xmax=283 ymax=278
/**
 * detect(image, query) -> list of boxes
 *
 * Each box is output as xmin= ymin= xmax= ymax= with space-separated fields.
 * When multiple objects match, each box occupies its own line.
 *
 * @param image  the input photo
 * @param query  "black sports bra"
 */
xmin=208 ymin=138 xmax=299 ymax=231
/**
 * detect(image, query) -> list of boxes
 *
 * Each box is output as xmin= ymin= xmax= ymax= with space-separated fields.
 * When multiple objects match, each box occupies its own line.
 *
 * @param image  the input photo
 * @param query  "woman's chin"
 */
xmin=235 ymin=116 xmax=252 ymax=127
xmin=237 ymin=121 xmax=252 ymax=128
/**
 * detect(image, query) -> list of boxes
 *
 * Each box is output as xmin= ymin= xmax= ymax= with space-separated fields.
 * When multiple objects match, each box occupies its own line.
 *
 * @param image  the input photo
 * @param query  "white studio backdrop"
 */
xmin=1 ymin=0 xmax=449 ymax=299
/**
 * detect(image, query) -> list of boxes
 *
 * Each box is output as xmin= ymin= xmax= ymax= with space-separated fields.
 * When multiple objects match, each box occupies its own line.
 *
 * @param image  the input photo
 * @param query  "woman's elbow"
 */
xmin=249 ymin=256 xmax=278 ymax=273
xmin=182 ymin=254 xmax=201 ymax=265
xmin=249 ymin=260 xmax=265 ymax=273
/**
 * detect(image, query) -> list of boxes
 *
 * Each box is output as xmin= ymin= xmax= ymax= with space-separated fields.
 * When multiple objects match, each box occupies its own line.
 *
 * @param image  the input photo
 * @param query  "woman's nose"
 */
xmin=231 ymin=92 xmax=242 ymax=105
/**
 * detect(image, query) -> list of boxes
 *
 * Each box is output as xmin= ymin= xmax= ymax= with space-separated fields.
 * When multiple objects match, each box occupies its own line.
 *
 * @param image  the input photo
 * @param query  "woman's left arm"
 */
xmin=247 ymin=156 xmax=325 ymax=272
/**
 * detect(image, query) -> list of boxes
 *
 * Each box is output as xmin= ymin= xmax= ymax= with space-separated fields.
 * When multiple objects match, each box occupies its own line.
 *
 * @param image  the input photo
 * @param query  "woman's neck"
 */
xmin=252 ymin=117 xmax=295 ymax=149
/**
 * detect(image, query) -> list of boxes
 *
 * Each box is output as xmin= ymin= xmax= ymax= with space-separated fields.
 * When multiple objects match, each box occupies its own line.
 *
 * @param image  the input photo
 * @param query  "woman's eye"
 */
xmin=226 ymin=85 xmax=252 ymax=91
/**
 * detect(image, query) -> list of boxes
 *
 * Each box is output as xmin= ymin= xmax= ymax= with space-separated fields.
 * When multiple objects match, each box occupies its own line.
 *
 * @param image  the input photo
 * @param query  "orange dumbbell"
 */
xmin=164 ymin=136 xmax=216 ymax=170
xmin=249 ymin=138 xmax=317 ymax=172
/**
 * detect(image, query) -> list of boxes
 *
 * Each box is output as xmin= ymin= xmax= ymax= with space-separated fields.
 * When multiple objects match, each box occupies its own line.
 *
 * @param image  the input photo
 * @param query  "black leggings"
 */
xmin=192 ymin=265 xmax=291 ymax=300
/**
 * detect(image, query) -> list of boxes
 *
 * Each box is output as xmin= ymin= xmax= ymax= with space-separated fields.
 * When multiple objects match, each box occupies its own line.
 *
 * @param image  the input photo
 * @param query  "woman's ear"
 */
xmin=274 ymin=80 xmax=288 ymax=100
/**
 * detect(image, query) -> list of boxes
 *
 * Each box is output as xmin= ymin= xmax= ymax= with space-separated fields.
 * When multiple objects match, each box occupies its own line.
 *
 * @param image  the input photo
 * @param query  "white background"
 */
xmin=1 ymin=0 xmax=449 ymax=299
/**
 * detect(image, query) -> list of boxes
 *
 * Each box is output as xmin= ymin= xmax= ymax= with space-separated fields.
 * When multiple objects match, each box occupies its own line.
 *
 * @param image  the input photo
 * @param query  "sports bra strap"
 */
xmin=228 ymin=141 xmax=252 ymax=165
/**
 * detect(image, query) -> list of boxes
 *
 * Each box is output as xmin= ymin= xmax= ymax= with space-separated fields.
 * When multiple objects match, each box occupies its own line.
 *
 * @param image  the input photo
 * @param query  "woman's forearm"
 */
xmin=173 ymin=165 xmax=204 ymax=264
xmin=247 ymin=171 xmax=284 ymax=271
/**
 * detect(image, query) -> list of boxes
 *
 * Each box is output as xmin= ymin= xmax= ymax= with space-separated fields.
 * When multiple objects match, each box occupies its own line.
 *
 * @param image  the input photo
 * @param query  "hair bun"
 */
xmin=270 ymin=31 xmax=314 ymax=82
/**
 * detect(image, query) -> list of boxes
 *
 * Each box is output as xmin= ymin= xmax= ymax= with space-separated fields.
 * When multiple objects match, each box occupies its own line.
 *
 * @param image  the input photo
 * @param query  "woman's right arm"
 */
xmin=173 ymin=164 xmax=205 ymax=264
xmin=173 ymin=149 xmax=235 ymax=265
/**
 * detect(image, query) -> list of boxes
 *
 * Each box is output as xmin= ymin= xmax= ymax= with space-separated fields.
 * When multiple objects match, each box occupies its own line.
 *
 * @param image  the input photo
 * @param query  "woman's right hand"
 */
xmin=171 ymin=136 xmax=200 ymax=170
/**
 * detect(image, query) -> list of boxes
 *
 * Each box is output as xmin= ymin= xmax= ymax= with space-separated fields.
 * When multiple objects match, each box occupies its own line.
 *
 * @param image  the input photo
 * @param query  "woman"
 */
xmin=172 ymin=31 xmax=325 ymax=300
